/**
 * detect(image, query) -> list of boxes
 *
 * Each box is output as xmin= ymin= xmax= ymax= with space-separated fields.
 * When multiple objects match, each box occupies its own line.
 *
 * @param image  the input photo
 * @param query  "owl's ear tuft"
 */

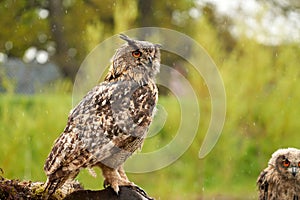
xmin=119 ymin=34 xmax=140 ymax=49
xmin=119 ymin=34 xmax=135 ymax=44
xmin=155 ymin=43 xmax=162 ymax=48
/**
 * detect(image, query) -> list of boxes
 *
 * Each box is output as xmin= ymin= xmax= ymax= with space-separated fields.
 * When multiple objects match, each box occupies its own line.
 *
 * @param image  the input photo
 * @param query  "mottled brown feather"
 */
xmin=44 ymin=35 xmax=161 ymax=195
xmin=257 ymin=148 xmax=300 ymax=200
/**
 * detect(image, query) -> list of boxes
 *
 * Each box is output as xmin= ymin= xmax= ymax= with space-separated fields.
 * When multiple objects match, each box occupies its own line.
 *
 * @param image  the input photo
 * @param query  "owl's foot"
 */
xmin=101 ymin=164 xmax=135 ymax=194
xmin=103 ymin=176 xmax=135 ymax=194
xmin=118 ymin=165 xmax=129 ymax=181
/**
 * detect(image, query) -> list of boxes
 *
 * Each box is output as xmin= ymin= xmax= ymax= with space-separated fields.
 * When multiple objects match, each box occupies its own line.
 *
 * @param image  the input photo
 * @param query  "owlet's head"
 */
xmin=105 ymin=34 xmax=161 ymax=84
xmin=270 ymin=148 xmax=300 ymax=180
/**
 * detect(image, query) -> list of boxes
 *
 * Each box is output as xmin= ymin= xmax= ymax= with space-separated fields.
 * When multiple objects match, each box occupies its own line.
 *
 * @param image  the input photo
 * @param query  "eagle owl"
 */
xmin=44 ymin=34 xmax=161 ymax=196
xmin=257 ymin=147 xmax=300 ymax=200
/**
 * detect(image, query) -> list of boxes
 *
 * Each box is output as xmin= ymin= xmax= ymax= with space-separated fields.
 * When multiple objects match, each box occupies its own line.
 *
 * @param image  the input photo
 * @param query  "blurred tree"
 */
xmin=258 ymin=0 xmax=300 ymax=14
xmin=0 ymin=0 xmax=140 ymax=81
xmin=201 ymin=4 xmax=236 ymax=52
xmin=255 ymin=0 xmax=300 ymax=43
xmin=48 ymin=0 xmax=75 ymax=78
xmin=0 ymin=0 xmax=48 ymax=57
xmin=0 ymin=0 xmax=249 ymax=81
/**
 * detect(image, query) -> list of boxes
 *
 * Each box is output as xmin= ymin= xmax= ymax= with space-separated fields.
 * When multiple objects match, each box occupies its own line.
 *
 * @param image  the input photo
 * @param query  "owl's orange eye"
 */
xmin=283 ymin=160 xmax=290 ymax=167
xmin=132 ymin=50 xmax=141 ymax=58
xmin=298 ymin=162 xmax=300 ymax=167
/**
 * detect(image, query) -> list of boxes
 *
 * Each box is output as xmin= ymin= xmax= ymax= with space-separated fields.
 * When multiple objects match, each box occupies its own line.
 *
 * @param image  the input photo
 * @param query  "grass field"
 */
xmin=1 ymin=90 xmax=299 ymax=199
xmin=0 ymin=93 xmax=256 ymax=199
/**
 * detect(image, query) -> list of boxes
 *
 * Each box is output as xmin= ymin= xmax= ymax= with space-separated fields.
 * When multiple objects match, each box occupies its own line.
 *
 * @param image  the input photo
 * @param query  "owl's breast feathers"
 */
xmin=257 ymin=166 xmax=300 ymax=200
xmin=257 ymin=169 xmax=269 ymax=200
xmin=44 ymin=79 xmax=158 ymax=175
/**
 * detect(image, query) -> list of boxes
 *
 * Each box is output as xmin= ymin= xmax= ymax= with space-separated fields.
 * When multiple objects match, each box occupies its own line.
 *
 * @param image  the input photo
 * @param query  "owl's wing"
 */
xmin=44 ymin=80 xmax=157 ymax=177
xmin=44 ymin=82 xmax=119 ymax=176
xmin=257 ymin=169 xmax=269 ymax=200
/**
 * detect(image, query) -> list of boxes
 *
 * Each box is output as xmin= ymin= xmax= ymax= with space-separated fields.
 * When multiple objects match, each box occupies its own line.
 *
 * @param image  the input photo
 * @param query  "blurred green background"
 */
xmin=0 ymin=0 xmax=300 ymax=199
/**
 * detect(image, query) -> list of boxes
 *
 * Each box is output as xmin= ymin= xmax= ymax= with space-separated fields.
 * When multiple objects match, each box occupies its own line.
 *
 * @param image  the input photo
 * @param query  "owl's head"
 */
xmin=269 ymin=148 xmax=300 ymax=180
xmin=105 ymin=34 xmax=161 ymax=84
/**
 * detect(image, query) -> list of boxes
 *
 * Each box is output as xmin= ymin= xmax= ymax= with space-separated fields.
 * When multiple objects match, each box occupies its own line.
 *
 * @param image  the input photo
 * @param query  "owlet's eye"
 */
xmin=283 ymin=159 xmax=290 ymax=167
xmin=132 ymin=50 xmax=142 ymax=58
xmin=298 ymin=162 xmax=300 ymax=167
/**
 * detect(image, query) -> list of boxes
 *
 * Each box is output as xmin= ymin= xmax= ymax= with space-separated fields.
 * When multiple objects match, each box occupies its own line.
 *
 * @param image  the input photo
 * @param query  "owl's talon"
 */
xmin=133 ymin=185 xmax=147 ymax=196
xmin=103 ymin=179 xmax=109 ymax=188
xmin=103 ymin=180 xmax=120 ymax=194
xmin=111 ymin=184 xmax=120 ymax=194
xmin=124 ymin=185 xmax=154 ymax=200
xmin=103 ymin=178 xmax=135 ymax=194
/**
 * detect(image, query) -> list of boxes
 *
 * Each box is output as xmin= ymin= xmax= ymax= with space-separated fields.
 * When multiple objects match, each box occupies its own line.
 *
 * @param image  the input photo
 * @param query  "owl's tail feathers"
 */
xmin=43 ymin=170 xmax=71 ymax=198
xmin=44 ymin=177 xmax=61 ymax=197
xmin=44 ymin=170 xmax=81 ymax=199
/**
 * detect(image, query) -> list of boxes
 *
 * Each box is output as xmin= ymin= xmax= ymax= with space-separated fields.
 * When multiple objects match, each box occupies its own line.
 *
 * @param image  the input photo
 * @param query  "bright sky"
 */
xmin=196 ymin=0 xmax=300 ymax=44
xmin=202 ymin=0 xmax=259 ymax=15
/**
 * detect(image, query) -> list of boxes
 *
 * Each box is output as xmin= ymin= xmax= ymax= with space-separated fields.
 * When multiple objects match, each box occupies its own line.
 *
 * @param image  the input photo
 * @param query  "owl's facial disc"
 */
xmin=119 ymin=34 xmax=160 ymax=65
xmin=277 ymin=156 xmax=300 ymax=179
xmin=129 ymin=43 xmax=160 ymax=75
xmin=106 ymin=34 xmax=161 ymax=83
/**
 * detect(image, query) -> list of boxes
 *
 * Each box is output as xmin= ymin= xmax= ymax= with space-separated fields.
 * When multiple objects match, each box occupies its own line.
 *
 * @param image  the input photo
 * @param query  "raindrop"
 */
xmin=52 ymin=24 xmax=57 ymax=32
xmin=47 ymin=48 xmax=56 ymax=56
xmin=47 ymin=42 xmax=56 ymax=56
xmin=68 ymin=48 xmax=77 ymax=57
xmin=5 ymin=41 xmax=13 ymax=50
xmin=38 ymin=33 xmax=47 ymax=43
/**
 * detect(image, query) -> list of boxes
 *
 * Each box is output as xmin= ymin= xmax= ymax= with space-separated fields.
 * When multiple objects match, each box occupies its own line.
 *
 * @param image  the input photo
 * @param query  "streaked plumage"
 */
xmin=44 ymin=34 xmax=161 ymax=196
xmin=257 ymin=147 xmax=300 ymax=200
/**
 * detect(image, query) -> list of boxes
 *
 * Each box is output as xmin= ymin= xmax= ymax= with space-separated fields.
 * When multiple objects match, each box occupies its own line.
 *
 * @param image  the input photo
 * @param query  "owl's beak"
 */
xmin=148 ymin=56 xmax=153 ymax=64
xmin=291 ymin=166 xmax=297 ymax=177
